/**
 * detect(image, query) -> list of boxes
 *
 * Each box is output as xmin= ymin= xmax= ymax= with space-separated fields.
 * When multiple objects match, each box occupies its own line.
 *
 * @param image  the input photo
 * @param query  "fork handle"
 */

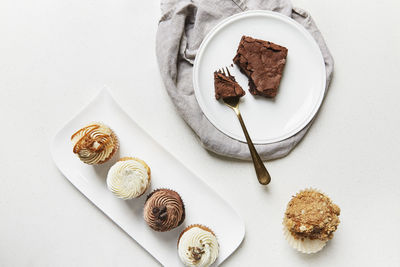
xmin=235 ymin=109 xmax=271 ymax=185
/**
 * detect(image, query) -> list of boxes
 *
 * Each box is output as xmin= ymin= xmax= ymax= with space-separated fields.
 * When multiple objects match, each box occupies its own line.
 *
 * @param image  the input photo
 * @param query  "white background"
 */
xmin=1 ymin=0 xmax=399 ymax=266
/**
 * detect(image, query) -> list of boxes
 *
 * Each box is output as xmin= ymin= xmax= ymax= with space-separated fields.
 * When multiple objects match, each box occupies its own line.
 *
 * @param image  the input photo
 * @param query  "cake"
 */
xmin=143 ymin=189 xmax=185 ymax=232
xmin=178 ymin=224 xmax=219 ymax=267
xmin=214 ymin=70 xmax=245 ymax=100
xmin=283 ymin=188 xmax=341 ymax=253
xmin=106 ymin=157 xmax=151 ymax=199
xmin=71 ymin=122 xmax=119 ymax=165
xmin=233 ymin=35 xmax=288 ymax=98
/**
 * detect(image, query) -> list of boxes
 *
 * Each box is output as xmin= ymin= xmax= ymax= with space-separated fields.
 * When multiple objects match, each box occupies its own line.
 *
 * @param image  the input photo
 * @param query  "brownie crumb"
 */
xmin=214 ymin=71 xmax=245 ymax=100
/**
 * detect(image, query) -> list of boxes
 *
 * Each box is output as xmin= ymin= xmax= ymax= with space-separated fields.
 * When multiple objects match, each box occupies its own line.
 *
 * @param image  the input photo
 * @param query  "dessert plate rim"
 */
xmin=193 ymin=10 xmax=327 ymax=144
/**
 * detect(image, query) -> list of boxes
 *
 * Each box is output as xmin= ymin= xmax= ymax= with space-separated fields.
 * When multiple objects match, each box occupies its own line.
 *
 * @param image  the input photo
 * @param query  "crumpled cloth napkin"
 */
xmin=156 ymin=0 xmax=333 ymax=160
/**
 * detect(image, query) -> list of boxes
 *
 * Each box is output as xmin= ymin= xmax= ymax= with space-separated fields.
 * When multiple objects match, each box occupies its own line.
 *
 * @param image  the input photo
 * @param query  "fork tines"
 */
xmin=225 ymin=67 xmax=231 ymax=77
xmin=217 ymin=67 xmax=232 ymax=77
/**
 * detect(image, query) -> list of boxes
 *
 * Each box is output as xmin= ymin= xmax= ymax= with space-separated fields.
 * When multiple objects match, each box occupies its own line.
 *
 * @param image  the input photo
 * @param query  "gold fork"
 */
xmin=218 ymin=67 xmax=271 ymax=185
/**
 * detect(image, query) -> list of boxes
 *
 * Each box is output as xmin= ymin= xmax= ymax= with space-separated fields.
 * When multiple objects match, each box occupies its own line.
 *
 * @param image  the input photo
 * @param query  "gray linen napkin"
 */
xmin=156 ymin=0 xmax=333 ymax=160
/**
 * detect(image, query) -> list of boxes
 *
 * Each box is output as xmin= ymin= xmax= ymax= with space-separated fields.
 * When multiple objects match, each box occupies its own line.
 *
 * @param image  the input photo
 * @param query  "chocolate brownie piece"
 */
xmin=233 ymin=36 xmax=288 ymax=98
xmin=214 ymin=71 xmax=245 ymax=100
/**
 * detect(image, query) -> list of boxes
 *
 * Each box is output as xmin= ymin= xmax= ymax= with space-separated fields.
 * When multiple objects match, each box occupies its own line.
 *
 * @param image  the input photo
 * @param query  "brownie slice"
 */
xmin=214 ymin=71 xmax=245 ymax=100
xmin=233 ymin=36 xmax=288 ymax=98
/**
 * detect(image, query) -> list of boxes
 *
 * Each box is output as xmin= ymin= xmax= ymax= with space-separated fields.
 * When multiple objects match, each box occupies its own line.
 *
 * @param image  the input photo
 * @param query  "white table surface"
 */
xmin=1 ymin=0 xmax=399 ymax=266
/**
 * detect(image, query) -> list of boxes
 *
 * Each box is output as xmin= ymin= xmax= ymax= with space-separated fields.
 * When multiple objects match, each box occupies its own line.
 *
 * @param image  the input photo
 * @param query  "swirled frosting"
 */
xmin=178 ymin=225 xmax=219 ymax=267
xmin=71 ymin=123 xmax=118 ymax=165
xmin=107 ymin=158 xmax=150 ymax=199
xmin=143 ymin=189 xmax=185 ymax=232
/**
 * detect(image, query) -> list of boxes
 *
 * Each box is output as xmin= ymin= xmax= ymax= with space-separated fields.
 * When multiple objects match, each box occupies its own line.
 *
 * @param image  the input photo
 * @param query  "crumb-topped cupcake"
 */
xmin=178 ymin=225 xmax=219 ymax=267
xmin=283 ymin=188 xmax=341 ymax=253
xmin=143 ymin=189 xmax=185 ymax=232
xmin=71 ymin=122 xmax=119 ymax=165
xmin=106 ymin=157 xmax=151 ymax=199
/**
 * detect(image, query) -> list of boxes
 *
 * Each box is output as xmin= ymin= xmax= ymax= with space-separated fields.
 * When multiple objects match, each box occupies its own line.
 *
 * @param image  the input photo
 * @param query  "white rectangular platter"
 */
xmin=51 ymin=89 xmax=245 ymax=266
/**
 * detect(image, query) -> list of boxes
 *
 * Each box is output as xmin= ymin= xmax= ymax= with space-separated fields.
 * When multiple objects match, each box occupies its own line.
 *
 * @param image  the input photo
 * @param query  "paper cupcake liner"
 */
xmin=283 ymin=226 xmax=326 ymax=254
xmin=298 ymin=187 xmax=323 ymax=195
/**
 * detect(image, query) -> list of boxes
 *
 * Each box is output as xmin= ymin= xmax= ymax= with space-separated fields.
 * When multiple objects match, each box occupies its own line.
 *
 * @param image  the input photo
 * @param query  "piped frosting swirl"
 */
xmin=71 ymin=123 xmax=118 ymax=165
xmin=178 ymin=225 xmax=219 ymax=267
xmin=144 ymin=189 xmax=185 ymax=232
xmin=107 ymin=157 xmax=151 ymax=199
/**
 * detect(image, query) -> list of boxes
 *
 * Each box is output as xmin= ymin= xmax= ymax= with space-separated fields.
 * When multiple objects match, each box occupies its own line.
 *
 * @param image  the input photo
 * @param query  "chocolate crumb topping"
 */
xmin=188 ymin=246 xmax=205 ymax=262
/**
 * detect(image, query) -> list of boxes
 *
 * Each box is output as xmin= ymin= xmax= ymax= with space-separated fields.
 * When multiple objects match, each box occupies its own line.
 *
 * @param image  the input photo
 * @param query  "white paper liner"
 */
xmin=283 ymin=226 xmax=326 ymax=254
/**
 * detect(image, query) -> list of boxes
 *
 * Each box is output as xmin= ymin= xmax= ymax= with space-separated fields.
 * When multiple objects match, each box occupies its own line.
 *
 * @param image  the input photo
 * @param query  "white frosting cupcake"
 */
xmin=106 ymin=157 xmax=150 ymax=199
xmin=178 ymin=225 xmax=219 ymax=267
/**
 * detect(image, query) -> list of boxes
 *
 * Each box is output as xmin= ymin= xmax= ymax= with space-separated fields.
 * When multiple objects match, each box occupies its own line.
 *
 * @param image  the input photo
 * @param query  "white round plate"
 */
xmin=193 ymin=10 xmax=326 ymax=144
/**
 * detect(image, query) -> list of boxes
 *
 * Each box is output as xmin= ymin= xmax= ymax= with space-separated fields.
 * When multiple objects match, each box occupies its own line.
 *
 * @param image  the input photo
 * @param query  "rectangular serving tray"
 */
xmin=51 ymin=89 xmax=245 ymax=266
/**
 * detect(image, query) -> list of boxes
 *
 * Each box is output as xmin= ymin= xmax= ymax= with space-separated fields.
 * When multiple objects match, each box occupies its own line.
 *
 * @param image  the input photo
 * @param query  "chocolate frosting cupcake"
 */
xmin=144 ymin=189 xmax=185 ymax=232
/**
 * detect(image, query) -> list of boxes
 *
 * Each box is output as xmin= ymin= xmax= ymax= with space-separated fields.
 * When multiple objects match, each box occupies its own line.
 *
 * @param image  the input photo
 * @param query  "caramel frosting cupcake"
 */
xmin=143 ymin=189 xmax=185 ymax=232
xmin=106 ymin=157 xmax=151 ymax=200
xmin=71 ymin=122 xmax=118 ymax=165
xmin=178 ymin=225 xmax=219 ymax=267
xmin=283 ymin=188 xmax=341 ymax=253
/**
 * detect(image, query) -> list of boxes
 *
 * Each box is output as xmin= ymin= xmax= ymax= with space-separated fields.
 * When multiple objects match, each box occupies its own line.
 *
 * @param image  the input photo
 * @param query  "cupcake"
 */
xmin=106 ymin=157 xmax=151 ymax=199
xmin=71 ymin=122 xmax=119 ymax=165
xmin=283 ymin=188 xmax=341 ymax=253
xmin=178 ymin=225 xmax=219 ymax=267
xmin=143 ymin=189 xmax=185 ymax=232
